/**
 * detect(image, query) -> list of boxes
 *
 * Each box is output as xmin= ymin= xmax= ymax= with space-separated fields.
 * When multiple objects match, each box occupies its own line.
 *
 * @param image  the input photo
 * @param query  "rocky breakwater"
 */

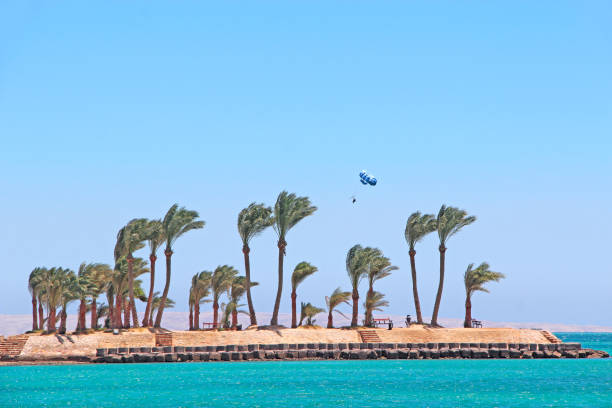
xmin=92 ymin=342 xmax=609 ymax=364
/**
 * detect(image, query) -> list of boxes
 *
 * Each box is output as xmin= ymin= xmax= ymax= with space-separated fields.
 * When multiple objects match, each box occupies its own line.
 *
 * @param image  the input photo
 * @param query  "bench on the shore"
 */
xmin=471 ymin=319 xmax=483 ymax=328
xmin=372 ymin=318 xmax=393 ymax=329
xmin=201 ymin=322 xmax=219 ymax=330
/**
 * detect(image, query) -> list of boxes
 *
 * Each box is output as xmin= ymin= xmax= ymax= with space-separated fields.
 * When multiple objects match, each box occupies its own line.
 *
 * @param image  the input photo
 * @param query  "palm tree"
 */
xmin=111 ymin=257 xmax=149 ymax=329
xmin=463 ymin=263 xmax=505 ymax=328
xmin=28 ymin=268 xmax=44 ymax=331
xmin=325 ymin=287 xmax=351 ymax=328
xmin=290 ymin=262 xmax=318 ymax=328
xmin=363 ymin=291 xmax=389 ymax=323
xmin=237 ymin=203 xmax=273 ymax=327
xmin=226 ymin=276 xmax=259 ymax=328
xmin=189 ymin=271 xmax=212 ymax=330
xmin=270 ymin=191 xmax=317 ymax=326
xmin=346 ymin=245 xmax=376 ymax=327
xmin=59 ymin=270 xmax=79 ymax=333
xmin=40 ymin=267 xmax=68 ymax=333
xmin=404 ymin=211 xmax=437 ymax=324
xmin=211 ymin=265 xmax=238 ymax=328
xmin=76 ymin=263 xmax=93 ymax=331
xmin=431 ymin=205 xmax=476 ymax=327
xmin=88 ymin=264 xmax=112 ymax=330
xmin=142 ymin=219 xmax=164 ymax=327
xmin=154 ymin=204 xmax=205 ymax=328
xmin=299 ymin=302 xmax=324 ymax=326
xmin=364 ymin=252 xmax=397 ymax=326
xmin=114 ymin=218 xmax=148 ymax=328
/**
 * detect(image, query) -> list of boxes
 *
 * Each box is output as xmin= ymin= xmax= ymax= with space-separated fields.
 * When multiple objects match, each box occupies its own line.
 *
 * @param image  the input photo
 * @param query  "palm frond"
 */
xmin=291 ymin=261 xmax=318 ymax=290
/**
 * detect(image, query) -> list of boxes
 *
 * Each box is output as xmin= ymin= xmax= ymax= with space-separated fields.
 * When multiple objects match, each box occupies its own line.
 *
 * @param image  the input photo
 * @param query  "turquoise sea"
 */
xmin=1 ymin=333 xmax=611 ymax=407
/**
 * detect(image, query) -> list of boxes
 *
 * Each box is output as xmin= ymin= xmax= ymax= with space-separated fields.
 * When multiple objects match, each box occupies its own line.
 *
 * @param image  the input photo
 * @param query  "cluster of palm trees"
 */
xmin=27 ymin=204 xmax=201 ymax=333
xmin=26 ymin=192 xmax=505 ymax=333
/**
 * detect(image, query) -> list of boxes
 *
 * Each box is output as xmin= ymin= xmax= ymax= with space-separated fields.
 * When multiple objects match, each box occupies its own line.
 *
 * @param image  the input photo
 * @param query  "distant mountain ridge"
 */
xmin=2 ymin=312 xmax=611 ymax=336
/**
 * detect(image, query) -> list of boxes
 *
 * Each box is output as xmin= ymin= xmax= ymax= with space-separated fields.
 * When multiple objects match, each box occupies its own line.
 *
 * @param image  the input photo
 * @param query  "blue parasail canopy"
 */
xmin=359 ymin=170 xmax=377 ymax=186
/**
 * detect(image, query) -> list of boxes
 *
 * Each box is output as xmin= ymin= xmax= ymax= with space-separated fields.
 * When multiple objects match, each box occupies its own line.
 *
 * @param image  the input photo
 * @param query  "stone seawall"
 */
xmin=88 ymin=342 xmax=609 ymax=363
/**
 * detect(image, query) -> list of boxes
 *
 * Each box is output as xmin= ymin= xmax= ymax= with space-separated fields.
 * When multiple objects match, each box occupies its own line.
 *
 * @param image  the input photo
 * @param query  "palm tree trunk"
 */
xmin=464 ymin=295 xmax=472 ymax=328
xmin=431 ymin=244 xmax=446 ymax=327
xmin=123 ymin=297 xmax=130 ymax=328
xmin=78 ymin=300 xmax=87 ymax=331
xmin=38 ymin=300 xmax=44 ymax=331
xmin=351 ymin=289 xmax=359 ymax=327
xmin=327 ymin=310 xmax=333 ymax=328
xmin=91 ymin=297 xmax=97 ymax=329
xmin=143 ymin=254 xmax=156 ymax=327
xmin=194 ymin=303 xmax=200 ymax=330
xmin=130 ymin=297 xmax=139 ymax=328
xmin=365 ymin=285 xmax=374 ymax=327
xmin=232 ymin=309 xmax=238 ymax=328
xmin=243 ymin=245 xmax=257 ymax=326
xmin=270 ymin=240 xmax=286 ymax=326
xmin=213 ymin=301 xmax=219 ymax=329
xmin=154 ymin=249 xmax=173 ymax=328
xmin=48 ymin=307 xmax=56 ymax=333
xmin=409 ymin=249 xmax=424 ymax=324
xmin=127 ymin=256 xmax=139 ymax=328
xmin=189 ymin=304 xmax=193 ymax=330
xmin=115 ymin=295 xmax=123 ymax=329
xmin=60 ymin=308 xmax=67 ymax=333
xmin=31 ymin=296 xmax=38 ymax=331
xmin=291 ymin=290 xmax=297 ymax=328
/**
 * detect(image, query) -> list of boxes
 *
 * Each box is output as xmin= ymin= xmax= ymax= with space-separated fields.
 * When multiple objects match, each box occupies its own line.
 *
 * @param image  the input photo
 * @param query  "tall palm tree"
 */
xmin=237 ymin=203 xmax=273 ymax=327
xmin=346 ymin=245 xmax=377 ymax=327
xmin=364 ymin=291 xmax=389 ymax=323
xmin=431 ymin=205 xmax=476 ymax=327
xmin=154 ymin=204 xmax=205 ymax=328
xmin=189 ymin=271 xmax=212 ymax=330
xmin=111 ymin=257 xmax=149 ymax=329
xmin=142 ymin=219 xmax=164 ymax=327
xmin=364 ymin=252 xmax=397 ymax=326
xmin=28 ymin=268 xmax=44 ymax=331
xmin=325 ymin=287 xmax=351 ymax=328
xmin=270 ymin=191 xmax=317 ymax=326
xmin=290 ymin=262 xmax=318 ymax=328
xmin=464 ymin=263 xmax=505 ymax=328
xmin=404 ymin=212 xmax=437 ymax=324
xmin=211 ymin=265 xmax=238 ymax=328
xmin=114 ymin=218 xmax=148 ymax=328
xmin=299 ymin=302 xmax=324 ymax=326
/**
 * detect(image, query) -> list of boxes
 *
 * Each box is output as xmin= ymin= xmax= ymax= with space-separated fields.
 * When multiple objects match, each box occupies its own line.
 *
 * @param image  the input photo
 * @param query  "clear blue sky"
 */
xmin=1 ymin=1 xmax=611 ymax=325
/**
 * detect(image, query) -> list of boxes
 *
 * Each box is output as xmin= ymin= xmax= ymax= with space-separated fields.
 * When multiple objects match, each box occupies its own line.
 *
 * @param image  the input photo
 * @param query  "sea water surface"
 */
xmin=1 ymin=333 xmax=611 ymax=407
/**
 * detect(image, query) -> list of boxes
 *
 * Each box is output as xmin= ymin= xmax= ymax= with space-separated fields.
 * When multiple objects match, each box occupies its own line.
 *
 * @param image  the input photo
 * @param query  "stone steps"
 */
xmin=155 ymin=333 xmax=173 ymax=346
xmin=0 ymin=334 xmax=29 ymax=356
xmin=358 ymin=330 xmax=381 ymax=343
xmin=541 ymin=330 xmax=562 ymax=344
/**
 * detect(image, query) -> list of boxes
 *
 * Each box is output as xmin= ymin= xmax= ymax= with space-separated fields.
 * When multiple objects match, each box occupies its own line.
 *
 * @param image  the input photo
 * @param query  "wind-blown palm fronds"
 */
xmin=142 ymin=219 xmax=165 ymax=327
xmin=270 ymin=191 xmax=317 ymax=326
xmin=325 ymin=287 xmax=351 ymax=328
xmin=155 ymin=204 xmax=205 ymax=328
xmin=211 ymin=265 xmax=238 ymax=328
xmin=290 ymin=262 xmax=318 ymax=328
xmin=463 ymin=263 xmax=505 ymax=327
xmin=238 ymin=203 xmax=273 ymax=326
xmin=404 ymin=211 xmax=437 ymax=324
xmin=299 ymin=302 xmax=324 ymax=326
xmin=431 ymin=205 xmax=476 ymax=327
xmin=363 ymin=291 xmax=389 ymax=323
